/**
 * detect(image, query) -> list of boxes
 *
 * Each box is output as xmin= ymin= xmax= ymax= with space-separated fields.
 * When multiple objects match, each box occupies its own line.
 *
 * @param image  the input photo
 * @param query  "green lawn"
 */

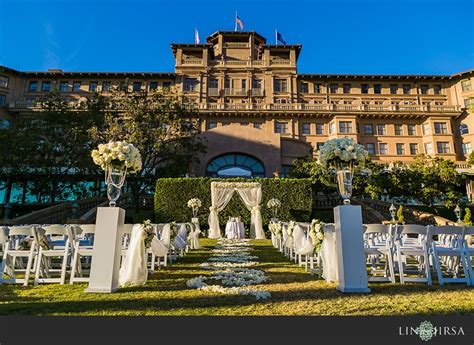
xmin=0 ymin=239 xmax=473 ymax=316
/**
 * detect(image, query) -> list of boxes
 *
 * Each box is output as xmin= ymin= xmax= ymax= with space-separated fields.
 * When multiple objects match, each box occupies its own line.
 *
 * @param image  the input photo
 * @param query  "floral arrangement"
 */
xmin=286 ymin=221 xmax=297 ymax=237
xmin=318 ymin=137 xmax=367 ymax=168
xmin=169 ymin=222 xmax=179 ymax=239
xmin=187 ymin=198 xmax=202 ymax=209
xmin=186 ymin=238 xmax=271 ymax=300
xmin=267 ymin=198 xmax=281 ymax=210
xmin=309 ymin=219 xmax=325 ymax=252
xmin=91 ymin=141 xmax=142 ymax=173
xmin=212 ymin=182 xmax=261 ymax=189
xmin=268 ymin=221 xmax=283 ymax=237
xmin=143 ymin=219 xmax=155 ymax=249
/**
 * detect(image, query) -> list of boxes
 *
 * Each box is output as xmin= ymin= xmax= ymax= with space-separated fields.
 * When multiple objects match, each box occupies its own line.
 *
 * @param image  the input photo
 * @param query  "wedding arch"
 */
xmin=208 ymin=181 xmax=265 ymax=239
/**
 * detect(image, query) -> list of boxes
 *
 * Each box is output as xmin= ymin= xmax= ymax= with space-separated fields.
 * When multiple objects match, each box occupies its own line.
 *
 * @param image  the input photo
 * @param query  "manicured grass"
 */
xmin=0 ymin=239 xmax=473 ymax=316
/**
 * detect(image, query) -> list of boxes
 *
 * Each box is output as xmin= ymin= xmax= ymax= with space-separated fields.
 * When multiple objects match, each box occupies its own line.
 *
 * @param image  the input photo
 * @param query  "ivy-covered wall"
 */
xmin=154 ymin=178 xmax=312 ymax=227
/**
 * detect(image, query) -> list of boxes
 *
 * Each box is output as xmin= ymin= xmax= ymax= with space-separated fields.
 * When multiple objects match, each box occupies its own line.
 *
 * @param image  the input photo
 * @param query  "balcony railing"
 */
xmin=224 ymin=88 xmax=247 ymax=96
xmin=270 ymin=59 xmax=292 ymax=66
xmin=251 ymin=89 xmax=264 ymax=96
xmin=208 ymin=88 xmax=219 ymax=96
xmin=181 ymin=58 xmax=203 ymax=65
xmin=225 ymin=43 xmax=250 ymax=48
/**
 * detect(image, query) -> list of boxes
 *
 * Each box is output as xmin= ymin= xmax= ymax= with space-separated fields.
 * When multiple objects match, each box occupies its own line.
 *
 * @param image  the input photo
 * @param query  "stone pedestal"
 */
xmin=334 ymin=205 xmax=370 ymax=293
xmin=85 ymin=207 xmax=125 ymax=293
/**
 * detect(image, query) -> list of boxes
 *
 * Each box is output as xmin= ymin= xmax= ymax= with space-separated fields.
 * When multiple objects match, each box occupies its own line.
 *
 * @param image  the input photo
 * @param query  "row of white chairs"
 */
xmin=272 ymin=221 xmax=474 ymax=286
xmin=0 ymin=222 xmax=200 ymax=286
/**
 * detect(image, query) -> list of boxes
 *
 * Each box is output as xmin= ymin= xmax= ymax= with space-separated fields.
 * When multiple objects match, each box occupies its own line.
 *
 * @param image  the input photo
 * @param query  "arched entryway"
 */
xmin=206 ymin=153 xmax=265 ymax=178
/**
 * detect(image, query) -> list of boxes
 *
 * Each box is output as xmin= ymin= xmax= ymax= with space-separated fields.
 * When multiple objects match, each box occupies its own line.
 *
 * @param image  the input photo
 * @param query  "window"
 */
xmin=316 ymin=142 xmax=325 ymax=151
xmin=424 ymin=142 xmax=433 ymax=154
xmin=301 ymin=123 xmax=311 ymax=135
xmin=0 ymin=94 xmax=5 ymax=106
xmin=361 ymin=84 xmax=369 ymax=94
xmin=241 ymin=79 xmax=247 ymax=91
xmin=89 ymin=82 xmax=98 ymax=92
xmin=162 ymin=81 xmax=171 ymax=89
xmin=460 ymin=123 xmax=469 ymax=135
xmin=209 ymin=79 xmax=219 ymax=89
xmin=240 ymin=122 xmax=249 ymax=126
xmin=390 ymin=84 xmax=398 ymax=94
xmin=434 ymin=122 xmax=448 ymax=134
xmin=253 ymin=78 xmax=262 ymax=89
xmin=464 ymin=98 xmax=472 ymax=108
xmin=314 ymin=83 xmax=321 ymax=93
xmin=275 ymin=121 xmax=288 ymax=134
xmin=379 ymin=143 xmax=388 ymax=155
xmin=300 ymin=82 xmax=309 ymax=93
xmin=433 ymin=84 xmax=442 ymax=95
xmin=254 ymin=123 xmax=262 ymax=129
xmin=329 ymin=122 xmax=336 ymax=134
xmin=462 ymin=142 xmax=472 ymax=155
xmin=0 ymin=76 xmax=9 ymax=88
xmin=329 ymin=84 xmax=338 ymax=93
xmin=402 ymin=84 xmax=411 ymax=94
xmin=273 ymin=78 xmax=288 ymax=92
xmin=339 ymin=121 xmax=352 ymax=133
xmin=395 ymin=124 xmax=403 ymax=135
xmin=28 ymin=81 xmax=38 ymax=92
xmin=420 ymin=84 xmax=429 ymax=94
xmin=422 ymin=123 xmax=431 ymax=135
xmin=364 ymin=124 xmax=374 ymax=135
xmin=280 ymin=165 xmax=292 ymax=178
xmin=0 ymin=119 xmax=10 ymax=128
xmin=373 ymin=84 xmax=382 ymax=94
xmin=59 ymin=82 xmax=68 ymax=92
xmin=343 ymin=83 xmax=351 ymax=94
xmin=376 ymin=124 xmax=386 ymax=135
xmin=410 ymin=143 xmax=418 ymax=155
xmin=149 ymin=82 xmax=158 ymax=90
xmin=461 ymin=79 xmax=472 ymax=92
xmin=316 ymin=123 xmax=324 ymax=135
xmin=133 ymin=82 xmax=142 ymax=92
xmin=208 ymin=122 xmax=217 ymax=129
xmin=102 ymin=81 xmax=111 ymax=92
xmin=206 ymin=153 xmax=265 ymax=178
xmin=183 ymin=78 xmax=198 ymax=92
xmin=437 ymin=141 xmax=450 ymax=154
xmin=73 ymin=82 xmax=81 ymax=92
xmin=366 ymin=143 xmax=376 ymax=155
xmin=396 ymin=143 xmax=405 ymax=155
xmin=408 ymin=124 xmax=416 ymax=136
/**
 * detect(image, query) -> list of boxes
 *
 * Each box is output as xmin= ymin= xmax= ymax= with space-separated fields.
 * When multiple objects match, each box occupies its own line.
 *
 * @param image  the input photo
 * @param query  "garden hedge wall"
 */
xmin=154 ymin=178 xmax=312 ymax=227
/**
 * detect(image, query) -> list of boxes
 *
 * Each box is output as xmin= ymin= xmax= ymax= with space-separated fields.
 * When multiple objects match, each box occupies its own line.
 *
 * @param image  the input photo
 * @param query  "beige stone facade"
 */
xmin=0 ymin=31 xmax=473 ymax=178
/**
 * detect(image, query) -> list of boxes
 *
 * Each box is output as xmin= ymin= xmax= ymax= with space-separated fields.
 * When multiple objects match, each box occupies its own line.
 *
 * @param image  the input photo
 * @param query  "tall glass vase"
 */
xmin=335 ymin=161 xmax=354 ymax=205
xmin=105 ymin=166 xmax=127 ymax=207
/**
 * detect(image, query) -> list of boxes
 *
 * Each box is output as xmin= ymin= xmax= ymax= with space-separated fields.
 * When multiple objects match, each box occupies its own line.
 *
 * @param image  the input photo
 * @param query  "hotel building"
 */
xmin=0 ymin=30 xmax=473 ymax=179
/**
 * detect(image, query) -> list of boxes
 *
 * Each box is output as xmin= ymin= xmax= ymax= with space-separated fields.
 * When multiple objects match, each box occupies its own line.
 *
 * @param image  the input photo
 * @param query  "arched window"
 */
xmin=206 ymin=153 xmax=265 ymax=178
xmin=0 ymin=119 xmax=11 ymax=129
xmin=460 ymin=123 xmax=469 ymax=135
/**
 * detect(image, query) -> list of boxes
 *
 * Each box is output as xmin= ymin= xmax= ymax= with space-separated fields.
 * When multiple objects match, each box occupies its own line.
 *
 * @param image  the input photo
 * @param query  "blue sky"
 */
xmin=1 ymin=0 xmax=473 ymax=75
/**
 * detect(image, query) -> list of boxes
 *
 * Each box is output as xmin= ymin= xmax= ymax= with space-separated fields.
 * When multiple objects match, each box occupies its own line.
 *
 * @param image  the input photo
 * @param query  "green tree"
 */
xmin=89 ymin=86 xmax=206 ymax=211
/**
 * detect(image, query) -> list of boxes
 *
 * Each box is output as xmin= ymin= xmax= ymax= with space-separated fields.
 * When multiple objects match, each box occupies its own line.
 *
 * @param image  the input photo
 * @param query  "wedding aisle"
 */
xmin=0 ymin=239 xmax=471 ymax=316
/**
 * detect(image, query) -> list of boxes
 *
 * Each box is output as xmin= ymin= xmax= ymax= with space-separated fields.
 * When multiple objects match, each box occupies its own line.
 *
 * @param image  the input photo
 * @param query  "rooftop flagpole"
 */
xmin=275 ymin=28 xmax=277 ymax=45
xmin=235 ymin=11 xmax=238 ymax=31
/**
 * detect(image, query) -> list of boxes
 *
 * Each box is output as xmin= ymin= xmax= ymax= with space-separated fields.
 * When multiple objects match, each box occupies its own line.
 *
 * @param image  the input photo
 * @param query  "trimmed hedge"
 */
xmin=154 ymin=178 xmax=312 ymax=227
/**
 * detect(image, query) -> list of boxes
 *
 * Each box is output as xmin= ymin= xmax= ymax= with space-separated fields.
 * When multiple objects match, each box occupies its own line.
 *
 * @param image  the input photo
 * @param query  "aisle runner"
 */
xmin=186 ymin=239 xmax=271 ymax=300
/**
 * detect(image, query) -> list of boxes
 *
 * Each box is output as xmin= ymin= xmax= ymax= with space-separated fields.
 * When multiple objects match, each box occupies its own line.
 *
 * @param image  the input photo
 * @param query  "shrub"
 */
xmin=154 ymin=178 xmax=312 ymax=227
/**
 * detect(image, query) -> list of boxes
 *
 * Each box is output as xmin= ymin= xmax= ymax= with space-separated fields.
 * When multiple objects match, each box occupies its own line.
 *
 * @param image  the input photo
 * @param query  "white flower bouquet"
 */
xmin=309 ymin=219 xmax=325 ymax=252
xmin=143 ymin=219 xmax=155 ymax=249
xmin=268 ymin=221 xmax=283 ymax=236
xmin=267 ymin=198 xmax=281 ymax=217
xmin=187 ymin=198 xmax=202 ymax=217
xmin=286 ymin=221 xmax=296 ymax=237
xmin=318 ymin=137 xmax=367 ymax=169
xmin=91 ymin=141 xmax=142 ymax=173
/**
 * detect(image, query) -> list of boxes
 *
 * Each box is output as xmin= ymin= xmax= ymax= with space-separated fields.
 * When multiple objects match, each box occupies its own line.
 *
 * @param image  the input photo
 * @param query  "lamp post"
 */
xmin=454 ymin=204 xmax=462 ymax=224
xmin=389 ymin=203 xmax=397 ymax=223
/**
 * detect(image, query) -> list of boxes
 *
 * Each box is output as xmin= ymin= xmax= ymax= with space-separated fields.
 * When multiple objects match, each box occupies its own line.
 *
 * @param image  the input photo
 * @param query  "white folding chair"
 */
xmin=363 ymin=224 xmax=396 ymax=283
xmin=174 ymin=223 xmax=188 ymax=257
xmin=34 ymin=225 xmax=71 ymax=286
xmin=463 ymin=226 xmax=474 ymax=285
xmin=149 ymin=223 xmax=171 ymax=269
xmin=0 ymin=225 xmax=38 ymax=286
xmin=429 ymin=225 xmax=470 ymax=285
xmin=69 ymin=224 xmax=95 ymax=284
xmin=395 ymin=224 xmax=432 ymax=285
xmin=292 ymin=224 xmax=306 ymax=264
xmin=120 ymin=224 xmax=135 ymax=261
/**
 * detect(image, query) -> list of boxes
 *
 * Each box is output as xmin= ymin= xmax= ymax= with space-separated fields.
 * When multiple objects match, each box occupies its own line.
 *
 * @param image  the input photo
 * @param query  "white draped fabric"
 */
xmin=150 ymin=224 xmax=170 ymax=257
xmin=320 ymin=224 xmax=339 ymax=282
xmin=188 ymin=221 xmax=202 ymax=249
xmin=119 ymin=224 xmax=148 ymax=287
xmin=208 ymin=182 xmax=265 ymax=239
xmin=294 ymin=225 xmax=315 ymax=256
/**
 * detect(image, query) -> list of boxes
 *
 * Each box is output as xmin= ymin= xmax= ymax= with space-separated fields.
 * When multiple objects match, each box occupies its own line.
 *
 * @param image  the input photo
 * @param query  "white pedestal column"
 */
xmin=334 ymin=204 xmax=370 ymax=293
xmin=85 ymin=207 xmax=125 ymax=293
